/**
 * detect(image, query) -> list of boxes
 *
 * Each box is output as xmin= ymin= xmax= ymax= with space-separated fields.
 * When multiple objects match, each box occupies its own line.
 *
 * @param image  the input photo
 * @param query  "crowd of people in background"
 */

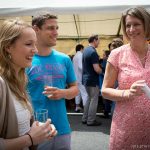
xmin=0 ymin=6 xmax=150 ymax=150
xmin=72 ymin=37 xmax=123 ymax=119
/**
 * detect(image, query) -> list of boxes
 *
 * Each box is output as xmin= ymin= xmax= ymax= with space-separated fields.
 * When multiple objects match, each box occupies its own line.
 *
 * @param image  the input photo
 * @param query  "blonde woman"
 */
xmin=0 ymin=19 xmax=57 ymax=150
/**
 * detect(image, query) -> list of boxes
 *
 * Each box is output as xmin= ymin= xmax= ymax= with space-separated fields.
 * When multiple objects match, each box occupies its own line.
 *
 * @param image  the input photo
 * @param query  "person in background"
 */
xmin=109 ymin=38 xmax=124 ymax=51
xmin=99 ymin=50 xmax=111 ymax=118
xmin=0 ymin=19 xmax=57 ymax=150
xmin=73 ymin=44 xmax=88 ymax=112
xmin=26 ymin=13 xmax=78 ymax=150
xmin=102 ymin=7 xmax=150 ymax=149
xmin=108 ymin=38 xmax=124 ymax=115
xmin=82 ymin=34 xmax=102 ymax=126
xmin=68 ymin=55 xmax=74 ymax=61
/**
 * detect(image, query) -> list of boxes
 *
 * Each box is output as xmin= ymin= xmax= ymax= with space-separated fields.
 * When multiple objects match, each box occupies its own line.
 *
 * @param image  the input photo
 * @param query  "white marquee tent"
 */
xmin=1 ymin=0 xmax=150 ymax=38
xmin=0 ymin=0 xmax=150 ymax=55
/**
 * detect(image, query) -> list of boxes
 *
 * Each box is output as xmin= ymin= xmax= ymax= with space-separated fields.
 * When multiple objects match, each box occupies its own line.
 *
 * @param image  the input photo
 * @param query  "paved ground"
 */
xmin=68 ymin=114 xmax=112 ymax=150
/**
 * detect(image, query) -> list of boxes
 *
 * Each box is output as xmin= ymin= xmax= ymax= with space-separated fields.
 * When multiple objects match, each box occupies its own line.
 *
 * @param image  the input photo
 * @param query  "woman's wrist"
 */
xmin=121 ymin=90 xmax=130 ymax=99
xmin=26 ymin=133 xmax=34 ymax=147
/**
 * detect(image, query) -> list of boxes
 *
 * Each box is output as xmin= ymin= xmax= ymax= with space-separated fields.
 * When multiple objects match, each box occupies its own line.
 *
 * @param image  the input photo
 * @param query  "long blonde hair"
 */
xmin=0 ymin=19 xmax=32 ymax=112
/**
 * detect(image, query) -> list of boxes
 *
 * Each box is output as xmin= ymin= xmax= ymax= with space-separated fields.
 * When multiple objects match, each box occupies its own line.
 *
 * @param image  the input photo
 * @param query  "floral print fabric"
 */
xmin=108 ymin=44 xmax=150 ymax=150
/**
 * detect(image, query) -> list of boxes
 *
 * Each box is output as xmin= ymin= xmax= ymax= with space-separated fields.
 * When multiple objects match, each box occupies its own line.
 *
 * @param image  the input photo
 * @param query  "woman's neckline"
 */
xmin=129 ymin=43 xmax=150 ymax=68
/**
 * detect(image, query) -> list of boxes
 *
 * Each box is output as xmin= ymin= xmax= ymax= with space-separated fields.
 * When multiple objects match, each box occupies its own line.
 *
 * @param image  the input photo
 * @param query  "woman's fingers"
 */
xmin=46 ymin=124 xmax=57 ymax=139
xmin=135 ymin=80 xmax=145 ymax=84
xmin=47 ymin=130 xmax=57 ymax=140
xmin=42 ymin=121 xmax=57 ymax=136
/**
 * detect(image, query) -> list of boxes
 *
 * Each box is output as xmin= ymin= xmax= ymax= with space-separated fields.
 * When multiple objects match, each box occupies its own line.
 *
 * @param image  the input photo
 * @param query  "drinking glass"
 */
xmin=43 ymin=75 xmax=53 ymax=87
xmin=35 ymin=109 xmax=48 ymax=126
xmin=43 ymin=75 xmax=53 ymax=96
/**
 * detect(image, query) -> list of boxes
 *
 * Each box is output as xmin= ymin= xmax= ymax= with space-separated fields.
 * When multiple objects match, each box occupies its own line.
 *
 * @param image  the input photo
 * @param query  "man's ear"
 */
xmin=32 ymin=25 xmax=39 ymax=32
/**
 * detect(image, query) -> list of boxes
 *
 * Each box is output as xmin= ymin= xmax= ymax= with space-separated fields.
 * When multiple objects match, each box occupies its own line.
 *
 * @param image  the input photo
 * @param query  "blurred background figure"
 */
xmin=73 ymin=44 xmax=88 ymax=112
xmin=99 ymin=50 xmax=111 ymax=118
xmin=82 ymin=34 xmax=102 ymax=126
xmin=109 ymin=38 xmax=124 ymax=51
xmin=108 ymin=38 xmax=124 ymax=116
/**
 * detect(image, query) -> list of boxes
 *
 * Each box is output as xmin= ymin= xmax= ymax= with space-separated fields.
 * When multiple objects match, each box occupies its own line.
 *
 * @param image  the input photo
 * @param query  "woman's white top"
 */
xmin=13 ymin=98 xmax=31 ymax=150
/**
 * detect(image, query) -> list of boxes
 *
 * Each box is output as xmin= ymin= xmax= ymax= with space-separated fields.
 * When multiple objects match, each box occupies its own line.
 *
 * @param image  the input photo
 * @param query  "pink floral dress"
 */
xmin=108 ymin=44 xmax=150 ymax=150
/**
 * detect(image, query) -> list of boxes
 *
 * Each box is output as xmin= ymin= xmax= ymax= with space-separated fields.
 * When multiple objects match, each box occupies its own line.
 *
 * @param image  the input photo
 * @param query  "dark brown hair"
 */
xmin=32 ymin=13 xmax=57 ymax=29
xmin=88 ymin=34 xmax=99 ymax=43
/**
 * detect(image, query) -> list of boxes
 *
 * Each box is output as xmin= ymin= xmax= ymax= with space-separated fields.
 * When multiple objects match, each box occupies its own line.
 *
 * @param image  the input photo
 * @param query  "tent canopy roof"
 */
xmin=0 ymin=0 xmax=150 ymax=16
xmin=0 ymin=0 xmax=150 ymax=37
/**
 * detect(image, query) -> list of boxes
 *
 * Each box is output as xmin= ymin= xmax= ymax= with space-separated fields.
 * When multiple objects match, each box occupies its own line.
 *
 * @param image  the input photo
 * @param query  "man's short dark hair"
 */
xmin=88 ymin=34 xmax=99 ymax=43
xmin=75 ymin=44 xmax=84 ymax=52
xmin=32 ymin=13 xmax=57 ymax=29
xmin=104 ymin=50 xmax=111 ymax=57
xmin=108 ymin=43 xmax=112 ymax=49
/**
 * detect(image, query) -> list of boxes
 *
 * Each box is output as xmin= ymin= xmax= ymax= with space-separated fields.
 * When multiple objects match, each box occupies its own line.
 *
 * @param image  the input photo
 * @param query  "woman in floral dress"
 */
xmin=102 ymin=7 xmax=150 ymax=150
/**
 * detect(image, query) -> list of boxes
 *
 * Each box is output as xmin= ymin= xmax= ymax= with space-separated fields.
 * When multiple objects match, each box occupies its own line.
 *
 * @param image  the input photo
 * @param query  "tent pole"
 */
xmin=73 ymin=14 xmax=80 ymax=43
xmin=117 ymin=20 xmax=121 ymax=36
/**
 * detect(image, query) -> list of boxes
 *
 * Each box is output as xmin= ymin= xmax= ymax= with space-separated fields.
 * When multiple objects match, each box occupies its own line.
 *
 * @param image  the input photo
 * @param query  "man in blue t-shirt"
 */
xmin=26 ymin=13 xmax=78 ymax=150
xmin=82 ymin=34 xmax=102 ymax=126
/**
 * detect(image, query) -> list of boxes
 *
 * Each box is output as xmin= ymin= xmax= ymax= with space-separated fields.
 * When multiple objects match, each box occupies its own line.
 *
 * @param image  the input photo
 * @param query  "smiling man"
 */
xmin=26 ymin=13 xmax=78 ymax=150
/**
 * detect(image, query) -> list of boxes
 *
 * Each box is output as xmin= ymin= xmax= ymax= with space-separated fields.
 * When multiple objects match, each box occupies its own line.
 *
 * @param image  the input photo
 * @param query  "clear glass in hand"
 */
xmin=35 ymin=109 xmax=48 ymax=125
xmin=43 ymin=75 xmax=53 ymax=87
xmin=43 ymin=75 xmax=53 ymax=96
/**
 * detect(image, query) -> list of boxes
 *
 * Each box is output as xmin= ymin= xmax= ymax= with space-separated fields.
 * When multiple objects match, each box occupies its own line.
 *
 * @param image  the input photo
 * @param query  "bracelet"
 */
xmin=27 ymin=133 xmax=33 ymax=146
xmin=128 ymin=90 xmax=130 ymax=99
xmin=121 ymin=90 xmax=125 ymax=99
xmin=122 ymin=90 xmax=130 ymax=99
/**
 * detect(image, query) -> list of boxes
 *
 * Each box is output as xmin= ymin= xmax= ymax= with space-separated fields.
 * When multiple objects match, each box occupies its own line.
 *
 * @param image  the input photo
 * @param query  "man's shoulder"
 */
xmin=84 ymin=46 xmax=96 ymax=52
xmin=73 ymin=51 xmax=82 ymax=58
xmin=84 ymin=46 xmax=92 ymax=50
xmin=83 ymin=46 xmax=97 ymax=56
xmin=53 ymin=49 xmax=69 ymax=59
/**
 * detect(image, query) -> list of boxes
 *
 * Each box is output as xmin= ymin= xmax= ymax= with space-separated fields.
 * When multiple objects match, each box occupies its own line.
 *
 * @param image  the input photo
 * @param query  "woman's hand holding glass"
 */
xmin=28 ymin=119 xmax=57 ymax=145
xmin=122 ymin=80 xmax=146 ymax=99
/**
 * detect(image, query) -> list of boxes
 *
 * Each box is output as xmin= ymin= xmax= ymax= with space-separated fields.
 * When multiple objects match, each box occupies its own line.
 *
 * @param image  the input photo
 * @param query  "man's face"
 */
xmin=94 ymin=38 xmax=100 ymax=48
xmin=36 ymin=19 xmax=58 ymax=47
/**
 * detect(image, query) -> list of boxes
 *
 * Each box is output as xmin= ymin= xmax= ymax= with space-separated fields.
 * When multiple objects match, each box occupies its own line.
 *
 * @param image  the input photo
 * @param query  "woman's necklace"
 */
xmin=130 ymin=43 xmax=148 ymax=60
xmin=139 ymin=55 xmax=147 ymax=60
xmin=130 ymin=43 xmax=149 ymax=67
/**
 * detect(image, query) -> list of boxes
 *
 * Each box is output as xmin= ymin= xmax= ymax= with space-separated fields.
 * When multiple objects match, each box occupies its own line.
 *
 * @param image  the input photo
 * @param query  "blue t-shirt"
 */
xmin=82 ymin=46 xmax=99 ymax=86
xmin=26 ymin=49 xmax=76 ymax=135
